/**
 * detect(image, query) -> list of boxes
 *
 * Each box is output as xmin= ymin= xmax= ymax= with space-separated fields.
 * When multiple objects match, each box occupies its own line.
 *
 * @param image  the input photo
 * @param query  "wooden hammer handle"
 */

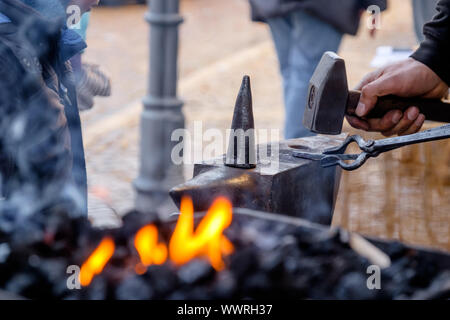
xmin=347 ymin=90 xmax=450 ymax=123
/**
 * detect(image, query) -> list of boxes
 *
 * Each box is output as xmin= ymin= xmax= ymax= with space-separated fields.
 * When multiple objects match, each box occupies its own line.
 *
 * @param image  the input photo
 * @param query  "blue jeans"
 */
xmin=267 ymin=10 xmax=343 ymax=138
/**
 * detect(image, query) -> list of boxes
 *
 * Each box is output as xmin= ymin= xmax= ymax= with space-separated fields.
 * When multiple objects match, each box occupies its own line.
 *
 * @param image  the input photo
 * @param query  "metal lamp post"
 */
xmin=134 ymin=0 xmax=185 ymax=216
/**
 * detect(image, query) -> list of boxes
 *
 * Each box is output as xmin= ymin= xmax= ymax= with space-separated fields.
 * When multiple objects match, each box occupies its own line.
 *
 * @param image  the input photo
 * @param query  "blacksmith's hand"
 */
xmin=346 ymin=58 xmax=448 ymax=136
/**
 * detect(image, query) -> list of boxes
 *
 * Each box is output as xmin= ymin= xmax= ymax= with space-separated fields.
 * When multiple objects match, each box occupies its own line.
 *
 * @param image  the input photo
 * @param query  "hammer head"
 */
xmin=303 ymin=52 xmax=349 ymax=135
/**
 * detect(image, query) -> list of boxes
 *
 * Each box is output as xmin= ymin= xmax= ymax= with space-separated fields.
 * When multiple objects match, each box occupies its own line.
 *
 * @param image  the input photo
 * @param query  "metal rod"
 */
xmin=370 ymin=124 xmax=450 ymax=152
xmin=134 ymin=0 xmax=185 ymax=216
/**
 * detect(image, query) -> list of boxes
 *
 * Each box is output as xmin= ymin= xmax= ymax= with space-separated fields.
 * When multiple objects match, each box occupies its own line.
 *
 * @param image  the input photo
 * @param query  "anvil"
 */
xmin=170 ymin=134 xmax=346 ymax=225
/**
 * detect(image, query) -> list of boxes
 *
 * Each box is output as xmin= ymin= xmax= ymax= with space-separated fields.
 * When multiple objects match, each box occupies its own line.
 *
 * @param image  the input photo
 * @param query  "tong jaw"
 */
xmin=320 ymin=135 xmax=375 ymax=171
xmin=292 ymin=134 xmax=375 ymax=171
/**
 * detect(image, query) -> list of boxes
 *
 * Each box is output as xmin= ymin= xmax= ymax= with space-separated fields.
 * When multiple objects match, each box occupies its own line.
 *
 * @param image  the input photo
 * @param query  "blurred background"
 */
xmin=82 ymin=0 xmax=449 ymax=252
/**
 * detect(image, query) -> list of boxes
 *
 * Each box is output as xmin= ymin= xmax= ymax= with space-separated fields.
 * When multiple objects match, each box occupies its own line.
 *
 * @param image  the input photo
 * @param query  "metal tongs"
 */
xmin=293 ymin=124 xmax=450 ymax=171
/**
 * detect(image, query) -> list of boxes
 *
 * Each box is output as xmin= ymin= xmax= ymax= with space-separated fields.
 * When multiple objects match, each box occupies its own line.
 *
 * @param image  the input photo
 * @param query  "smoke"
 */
xmin=0 ymin=10 xmax=86 ymax=238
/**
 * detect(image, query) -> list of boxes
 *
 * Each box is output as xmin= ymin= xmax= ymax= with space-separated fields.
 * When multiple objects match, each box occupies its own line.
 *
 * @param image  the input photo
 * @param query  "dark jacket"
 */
xmin=0 ymin=0 xmax=87 ymax=214
xmin=411 ymin=0 xmax=450 ymax=85
xmin=249 ymin=0 xmax=387 ymax=35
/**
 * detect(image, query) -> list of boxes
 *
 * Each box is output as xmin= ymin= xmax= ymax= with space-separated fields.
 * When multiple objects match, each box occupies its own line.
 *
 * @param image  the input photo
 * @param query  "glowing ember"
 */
xmin=134 ymin=224 xmax=168 ymax=268
xmin=169 ymin=196 xmax=234 ymax=271
xmin=79 ymin=237 xmax=115 ymax=286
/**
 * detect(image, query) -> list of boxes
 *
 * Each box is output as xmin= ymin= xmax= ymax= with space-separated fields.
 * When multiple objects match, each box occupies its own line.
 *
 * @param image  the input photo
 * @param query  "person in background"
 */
xmin=347 ymin=0 xmax=449 ymax=136
xmin=0 ymin=0 xmax=100 ymax=216
xmin=70 ymin=12 xmax=111 ymax=111
xmin=76 ymin=11 xmax=91 ymax=41
xmin=248 ymin=0 xmax=387 ymax=139
xmin=412 ymin=0 xmax=439 ymax=42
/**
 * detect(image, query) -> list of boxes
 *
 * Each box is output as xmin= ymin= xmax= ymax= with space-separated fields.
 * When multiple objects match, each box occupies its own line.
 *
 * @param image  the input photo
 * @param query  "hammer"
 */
xmin=303 ymin=52 xmax=450 ymax=135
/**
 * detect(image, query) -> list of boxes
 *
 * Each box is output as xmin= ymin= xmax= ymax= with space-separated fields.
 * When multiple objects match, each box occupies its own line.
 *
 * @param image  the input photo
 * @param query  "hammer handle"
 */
xmin=347 ymin=90 xmax=450 ymax=123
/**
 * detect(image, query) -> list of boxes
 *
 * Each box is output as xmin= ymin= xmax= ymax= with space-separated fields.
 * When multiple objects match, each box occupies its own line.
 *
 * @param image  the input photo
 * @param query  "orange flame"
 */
xmin=169 ymin=196 xmax=234 ymax=271
xmin=79 ymin=237 xmax=115 ymax=286
xmin=80 ymin=197 xmax=235 ymax=285
xmin=134 ymin=224 xmax=168 ymax=269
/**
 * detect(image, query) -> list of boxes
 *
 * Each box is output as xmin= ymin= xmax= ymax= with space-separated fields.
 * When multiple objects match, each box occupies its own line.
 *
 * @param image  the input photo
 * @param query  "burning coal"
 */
xmin=0 ymin=195 xmax=449 ymax=300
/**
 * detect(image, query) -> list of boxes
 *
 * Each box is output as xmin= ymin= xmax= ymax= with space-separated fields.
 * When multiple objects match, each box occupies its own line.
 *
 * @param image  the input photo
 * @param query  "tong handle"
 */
xmin=370 ymin=124 xmax=450 ymax=153
xmin=322 ymin=124 xmax=450 ymax=170
xmin=347 ymin=90 xmax=450 ymax=123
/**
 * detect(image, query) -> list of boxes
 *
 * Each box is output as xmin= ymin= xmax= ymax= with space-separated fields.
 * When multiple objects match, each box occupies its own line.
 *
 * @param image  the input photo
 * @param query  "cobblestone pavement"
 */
xmin=82 ymin=1 xmax=449 ymax=252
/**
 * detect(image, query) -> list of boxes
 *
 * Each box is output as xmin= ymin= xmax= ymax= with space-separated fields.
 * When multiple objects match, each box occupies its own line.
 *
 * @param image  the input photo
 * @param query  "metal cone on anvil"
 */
xmin=225 ymin=75 xmax=257 ymax=169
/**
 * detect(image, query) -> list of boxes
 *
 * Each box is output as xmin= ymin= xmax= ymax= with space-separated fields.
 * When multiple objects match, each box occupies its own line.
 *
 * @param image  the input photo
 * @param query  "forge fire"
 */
xmin=1 ymin=195 xmax=449 ymax=300
xmin=79 ymin=197 xmax=234 ymax=287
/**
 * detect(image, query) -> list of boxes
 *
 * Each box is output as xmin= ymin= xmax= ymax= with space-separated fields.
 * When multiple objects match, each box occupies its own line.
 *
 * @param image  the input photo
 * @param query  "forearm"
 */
xmin=411 ymin=0 xmax=450 ymax=85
